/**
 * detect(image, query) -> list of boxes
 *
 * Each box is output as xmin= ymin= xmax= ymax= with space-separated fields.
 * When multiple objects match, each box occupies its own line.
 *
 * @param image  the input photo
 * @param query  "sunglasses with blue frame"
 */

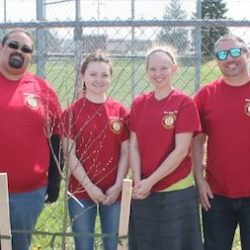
xmin=215 ymin=47 xmax=247 ymax=61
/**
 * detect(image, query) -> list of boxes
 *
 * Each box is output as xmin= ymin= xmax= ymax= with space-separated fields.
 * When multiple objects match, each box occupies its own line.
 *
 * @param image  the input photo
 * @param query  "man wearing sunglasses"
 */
xmin=0 ymin=29 xmax=62 ymax=250
xmin=192 ymin=33 xmax=250 ymax=250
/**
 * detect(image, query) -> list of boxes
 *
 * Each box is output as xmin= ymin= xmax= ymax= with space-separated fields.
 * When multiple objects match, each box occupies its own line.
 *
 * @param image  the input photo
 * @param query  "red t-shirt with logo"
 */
xmin=62 ymin=97 xmax=129 ymax=200
xmin=0 ymin=71 xmax=62 ymax=193
xmin=130 ymin=90 xmax=201 ymax=191
xmin=195 ymin=78 xmax=250 ymax=198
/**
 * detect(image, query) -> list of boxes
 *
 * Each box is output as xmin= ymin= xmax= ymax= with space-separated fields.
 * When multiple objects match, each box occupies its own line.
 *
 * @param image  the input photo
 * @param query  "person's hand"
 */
xmin=132 ymin=179 xmax=151 ymax=200
xmin=102 ymin=184 xmax=121 ymax=205
xmin=196 ymin=179 xmax=214 ymax=211
xmin=86 ymin=184 xmax=106 ymax=204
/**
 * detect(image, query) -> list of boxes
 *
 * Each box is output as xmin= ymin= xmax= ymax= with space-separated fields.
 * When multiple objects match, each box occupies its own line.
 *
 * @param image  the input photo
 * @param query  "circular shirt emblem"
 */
xmin=162 ymin=114 xmax=176 ymax=129
xmin=245 ymin=102 xmax=250 ymax=116
xmin=110 ymin=119 xmax=123 ymax=134
xmin=25 ymin=95 xmax=40 ymax=109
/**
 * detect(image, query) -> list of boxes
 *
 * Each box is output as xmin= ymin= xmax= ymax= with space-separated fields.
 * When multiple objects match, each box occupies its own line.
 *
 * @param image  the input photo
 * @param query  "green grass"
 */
xmin=30 ymin=58 xmax=241 ymax=249
xmin=30 ymin=58 xmax=222 ymax=107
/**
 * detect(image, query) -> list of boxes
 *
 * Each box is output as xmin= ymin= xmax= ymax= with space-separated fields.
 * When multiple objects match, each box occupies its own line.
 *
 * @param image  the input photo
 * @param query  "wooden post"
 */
xmin=0 ymin=173 xmax=12 ymax=250
xmin=118 ymin=179 xmax=132 ymax=250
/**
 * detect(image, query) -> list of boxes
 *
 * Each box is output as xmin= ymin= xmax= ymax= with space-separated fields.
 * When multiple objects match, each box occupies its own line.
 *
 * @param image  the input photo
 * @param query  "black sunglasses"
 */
xmin=215 ymin=48 xmax=247 ymax=61
xmin=6 ymin=41 xmax=33 ymax=54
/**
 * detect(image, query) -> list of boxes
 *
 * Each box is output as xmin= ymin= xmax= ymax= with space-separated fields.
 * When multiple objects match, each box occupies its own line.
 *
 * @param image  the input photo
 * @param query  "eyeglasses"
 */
xmin=215 ymin=48 xmax=247 ymax=61
xmin=6 ymin=41 xmax=33 ymax=54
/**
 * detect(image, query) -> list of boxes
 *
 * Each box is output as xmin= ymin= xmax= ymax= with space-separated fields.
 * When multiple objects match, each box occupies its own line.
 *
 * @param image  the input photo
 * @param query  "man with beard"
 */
xmin=192 ymin=34 xmax=250 ymax=249
xmin=0 ymin=29 xmax=62 ymax=250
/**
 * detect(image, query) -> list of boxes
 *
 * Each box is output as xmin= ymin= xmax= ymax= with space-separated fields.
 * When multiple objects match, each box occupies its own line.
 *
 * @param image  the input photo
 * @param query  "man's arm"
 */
xmin=192 ymin=133 xmax=213 ymax=211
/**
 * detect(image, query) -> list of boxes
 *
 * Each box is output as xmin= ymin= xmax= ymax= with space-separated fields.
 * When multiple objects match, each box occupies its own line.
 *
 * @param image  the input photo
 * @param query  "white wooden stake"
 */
xmin=0 ymin=173 xmax=12 ymax=250
xmin=118 ymin=179 xmax=132 ymax=250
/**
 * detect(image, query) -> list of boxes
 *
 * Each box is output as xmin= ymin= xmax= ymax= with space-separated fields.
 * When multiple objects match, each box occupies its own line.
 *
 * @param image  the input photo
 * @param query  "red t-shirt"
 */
xmin=62 ymin=97 xmax=129 ymax=200
xmin=0 ymin=71 xmax=62 ymax=193
xmin=130 ymin=89 xmax=201 ymax=191
xmin=195 ymin=78 xmax=250 ymax=198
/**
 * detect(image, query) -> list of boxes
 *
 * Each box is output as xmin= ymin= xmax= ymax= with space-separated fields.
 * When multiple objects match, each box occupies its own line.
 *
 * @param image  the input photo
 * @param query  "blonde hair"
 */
xmin=146 ymin=46 xmax=177 ymax=70
xmin=214 ymin=34 xmax=248 ymax=51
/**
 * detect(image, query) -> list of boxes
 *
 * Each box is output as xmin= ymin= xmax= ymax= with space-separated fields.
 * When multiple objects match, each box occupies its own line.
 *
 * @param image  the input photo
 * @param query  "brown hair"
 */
xmin=80 ymin=50 xmax=112 ymax=93
xmin=81 ymin=49 xmax=112 ymax=76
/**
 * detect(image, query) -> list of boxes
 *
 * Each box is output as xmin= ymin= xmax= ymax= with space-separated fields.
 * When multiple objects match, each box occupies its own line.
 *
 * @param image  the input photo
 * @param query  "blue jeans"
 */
xmin=9 ymin=186 xmax=46 ymax=250
xmin=68 ymin=198 xmax=120 ymax=250
xmin=203 ymin=195 xmax=250 ymax=250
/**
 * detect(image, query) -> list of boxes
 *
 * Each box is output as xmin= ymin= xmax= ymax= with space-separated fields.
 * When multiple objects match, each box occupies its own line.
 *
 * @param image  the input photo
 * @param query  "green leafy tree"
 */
xmin=201 ymin=0 xmax=229 ymax=55
xmin=157 ymin=0 xmax=189 ymax=53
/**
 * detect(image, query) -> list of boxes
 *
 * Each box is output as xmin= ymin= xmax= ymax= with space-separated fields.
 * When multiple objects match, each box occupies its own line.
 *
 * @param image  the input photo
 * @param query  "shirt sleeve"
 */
xmin=175 ymin=96 xmax=201 ymax=134
xmin=61 ymin=105 xmax=76 ymax=139
xmin=129 ymin=98 xmax=139 ymax=132
xmin=121 ymin=106 xmax=130 ymax=141
xmin=44 ymin=86 xmax=62 ymax=137
xmin=194 ymin=87 xmax=207 ymax=134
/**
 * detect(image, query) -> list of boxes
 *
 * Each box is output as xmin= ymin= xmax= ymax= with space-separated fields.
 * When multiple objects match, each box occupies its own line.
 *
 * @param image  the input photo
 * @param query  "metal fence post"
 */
xmin=4 ymin=0 xmax=7 ymax=22
xmin=36 ymin=0 xmax=46 ymax=78
xmin=73 ymin=0 xmax=83 ymax=100
xmin=131 ymin=0 xmax=136 ymax=99
xmin=194 ymin=0 xmax=202 ymax=92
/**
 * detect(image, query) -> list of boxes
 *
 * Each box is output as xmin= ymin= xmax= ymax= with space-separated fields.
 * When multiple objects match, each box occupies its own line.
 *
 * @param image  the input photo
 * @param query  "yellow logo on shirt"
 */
xmin=110 ymin=119 xmax=123 ymax=134
xmin=25 ymin=95 xmax=40 ymax=109
xmin=244 ymin=102 xmax=250 ymax=116
xmin=162 ymin=113 xmax=176 ymax=129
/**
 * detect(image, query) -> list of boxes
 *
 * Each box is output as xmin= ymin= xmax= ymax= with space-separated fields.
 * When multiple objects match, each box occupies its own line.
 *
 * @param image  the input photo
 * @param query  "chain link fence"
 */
xmin=1 ymin=0 xmax=250 ymax=249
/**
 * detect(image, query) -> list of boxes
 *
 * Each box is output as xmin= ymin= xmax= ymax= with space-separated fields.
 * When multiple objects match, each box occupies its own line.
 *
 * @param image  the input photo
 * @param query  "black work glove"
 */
xmin=45 ymin=135 xmax=64 ymax=203
xmin=46 ymin=183 xmax=60 ymax=203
